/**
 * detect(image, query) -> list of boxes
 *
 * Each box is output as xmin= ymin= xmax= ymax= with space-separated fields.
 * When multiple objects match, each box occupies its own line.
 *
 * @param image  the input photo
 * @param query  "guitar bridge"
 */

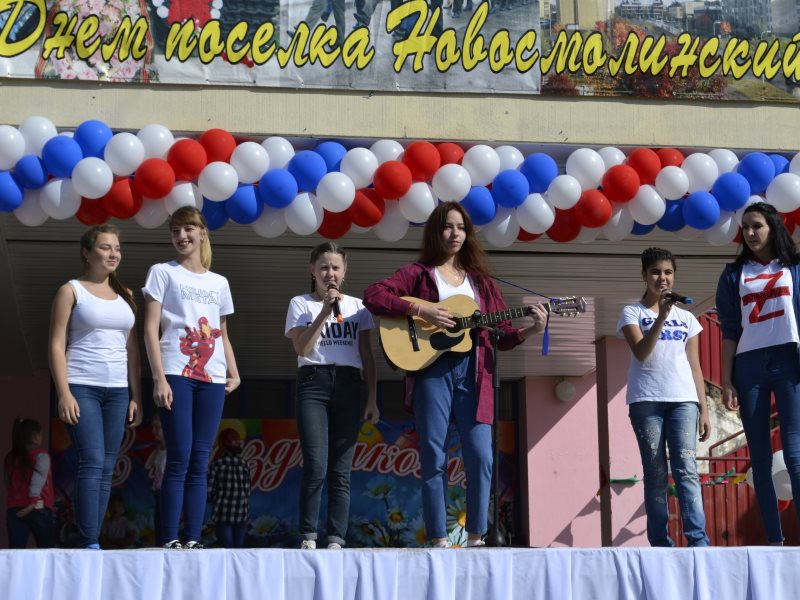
xmin=406 ymin=316 xmax=420 ymax=352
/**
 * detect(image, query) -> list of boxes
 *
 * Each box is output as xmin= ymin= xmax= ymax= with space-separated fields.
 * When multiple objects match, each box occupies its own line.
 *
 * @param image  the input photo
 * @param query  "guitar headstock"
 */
xmin=546 ymin=296 xmax=587 ymax=317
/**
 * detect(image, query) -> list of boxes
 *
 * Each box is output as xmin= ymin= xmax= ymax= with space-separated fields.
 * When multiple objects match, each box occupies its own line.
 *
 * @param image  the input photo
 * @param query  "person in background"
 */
xmin=99 ymin=494 xmax=137 ymax=549
xmin=208 ymin=428 xmax=251 ymax=548
xmin=144 ymin=412 xmax=166 ymax=546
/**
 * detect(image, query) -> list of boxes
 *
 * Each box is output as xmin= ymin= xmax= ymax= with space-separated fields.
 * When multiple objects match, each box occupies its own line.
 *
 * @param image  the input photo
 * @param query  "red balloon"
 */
xmin=601 ymin=165 xmax=640 ymax=203
xmin=134 ymin=158 xmax=175 ymax=199
xmin=574 ymin=189 xmax=613 ymax=227
xmin=517 ymin=229 xmax=541 ymax=242
xmin=626 ymin=148 xmax=661 ymax=185
xmin=656 ymin=148 xmax=684 ymax=168
xmin=782 ymin=213 xmax=795 ymax=235
xmin=100 ymin=178 xmax=143 ymax=219
xmin=373 ymin=161 xmax=412 ymax=200
xmin=167 ymin=139 xmax=208 ymax=181
xmin=403 ymin=141 xmax=441 ymax=182
xmin=347 ymin=189 xmax=385 ymax=227
xmin=76 ymin=197 xmax=109 ymax=225
xmin=318 ymin=209 xmax=352 ymax=239
xmin=437 ymin=142 xmax=464 ymax=166
xmin=547 ymin=208 xmax=582 ymax=243
xmin=198 ymin=128 xmax=236 ymax=163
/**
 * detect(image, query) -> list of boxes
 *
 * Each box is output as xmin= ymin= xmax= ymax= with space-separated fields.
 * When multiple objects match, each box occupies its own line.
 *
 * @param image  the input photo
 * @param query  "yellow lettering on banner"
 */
xmin=783 ymin=34 xmax=800 ymax=82
xmin=581 ymin=31 xmax=605 ymax=75
xmin=0 ymin=0 xmax=46 ymax=57
xmin=435 ymin=29 xmax=460 ymax=71
xmin=514 ymin=31 xmax=538 ymax=73
xmin=251 ymin=22 xmax=276 ymax=64
xmin=341 ymin=28 xmax=374 ymax=69
xmin=721 ymin=37 xmax=750 ymax=79
xmin=462 ymin=3 xmax=488 ymax=70
xmin=390 ymin=0 xmax=437 ymax=73
xmin=698 ymin=35 xmax=720 ymax=78
xmin=41 ymin=12 xmax=77 ymax=60
xmin=277 ymin=24 xmax=309 ymax=67
xmin=667 ymin=32 xmax=699 ymax=78
xmin=541 ymin=30 xmax=582 ymax=74
xmin=638 ymin=35 xmax=667 ymax=75
xmin=74 ymin=15 xmax=100 ymax=60
xmin=608 ymin=32 xmax=638 ymax=76
xmin=197 ymin=20 xmax=224 ymax=64
xmin=751 ymin=39 xmax=781 ymax=81
xmin=225 ymin=22 xmax=250 ymax=64
xmin=101 ymin=16 xmax=149 ymax=62
xmin=307 ymin=24 xmax=340 ymax=66
xmin=165 ymin=20 xmax=198 ymax=61
xmin=488 ymin=29 xmax=513 ymax=73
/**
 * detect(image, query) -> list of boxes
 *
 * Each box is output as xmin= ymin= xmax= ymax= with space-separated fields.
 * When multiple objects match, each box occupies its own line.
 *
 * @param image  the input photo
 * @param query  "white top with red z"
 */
xmin=142 ymin=261 xmax=234 ymax=383
xmin=737 ymin=259 xmax=799 ymax=355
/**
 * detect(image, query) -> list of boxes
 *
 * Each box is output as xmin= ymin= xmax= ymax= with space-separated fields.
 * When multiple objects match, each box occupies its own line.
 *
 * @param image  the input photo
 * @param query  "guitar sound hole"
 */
xmin=430 ymin=332 xmax=465 ymax=350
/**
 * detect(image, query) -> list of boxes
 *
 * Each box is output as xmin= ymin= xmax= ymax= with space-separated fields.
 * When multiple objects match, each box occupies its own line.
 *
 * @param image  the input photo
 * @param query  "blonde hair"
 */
xmin=169 ymin=206 xmax=212 ymax=269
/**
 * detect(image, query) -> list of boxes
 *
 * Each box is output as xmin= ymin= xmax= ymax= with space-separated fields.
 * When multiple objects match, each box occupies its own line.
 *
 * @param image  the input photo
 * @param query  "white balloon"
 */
xmin=462 ymin=145 xmax=500 ymax=187
xmin=137 ymin=124 xmax=174 ymax=159
xmin=704 ymin=211 xmax=739 ymax=246
xmin=0 ymin=125 xmax=26 ymax=170
xmin=495 ymin=145 xmax=524 ymax=171
xmin=134 ymin=197 xmax=169 ymax=228
xmin=629 ymin=185 xmax=666 ymax=225
xmin=13 ymin=190 xmax=48 ymax=226
xmin=230 ymin=141 xmax=270 ymax=183
xmin=370 ymin=139 xmax=404 ymax=164
xmin=432 ymin=164 xmax=471 ymax=202
xmin=709 ymin=148 xmax=739 ymax=175
xmin=71 ymin=157 xmax=113 ymax=199
xmin=373 ymin=200 xmax=409 ymax=242
xmin=104 ymin=132 xmax=145 ymax=176
xmin=349 ymin=224 xmax=372 ymax=234
xmin=340 ymin=147 xmax=379 ymax=189
xmin=575 ymin=226 xmax=601 ymax=243
xmin=765 ymin=173 xmax=800 ymax=213
xmin=252 ymin=206 xmax=287 ymax=238
xmin=675 ymin=225 xmax=702 ymax=240
xmin=398 ymin=182 xmax=437 ymax=223
xmin=165 ymin=182 xmax=204 ymax=214
xmin=655 ymin=165 xmax=690 ymax=200
xmin=261 ymin=136 xmax=295 ymax=170
xmin=285 ymin=192 xmax=323 ymax=235
xmin=598 ymin=147 xmax=626 ymax=170
xmin=198 ymin=162 xmax=239 ymax=201
xmin=682 ymin=153 xmax=719 ymax=193
xmin=316 ymin=171 xmax=356 ymax=212
xmin=546 ymin=174 xmax=582 ymax=209
xmin=602 ymin=204 xmax=633 ymax=241
xmin=566 ymin=148 xmax=605 ymax=190
xmin=482 ymin=206 xmax=520 ymax=248
xmin=516 ymin=193 xmax=555 ymax=233
xmin=19 ymin=116 xmax=57 ymax=156
xmin=734 ymin=195 xmax=764 ymax=225
xmin=39 ymin=178 xmax=81 ymax=220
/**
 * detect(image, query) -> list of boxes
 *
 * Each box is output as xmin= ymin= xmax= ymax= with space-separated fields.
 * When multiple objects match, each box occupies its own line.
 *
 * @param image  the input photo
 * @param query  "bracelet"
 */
xmin=416 ymin=303 xmax=422 ymax=317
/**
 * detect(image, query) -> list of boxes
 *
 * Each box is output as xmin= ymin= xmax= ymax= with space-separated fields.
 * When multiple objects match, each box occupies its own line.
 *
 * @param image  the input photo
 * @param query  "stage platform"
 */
xmin=2 ymin=546 xmax=799 ymax=599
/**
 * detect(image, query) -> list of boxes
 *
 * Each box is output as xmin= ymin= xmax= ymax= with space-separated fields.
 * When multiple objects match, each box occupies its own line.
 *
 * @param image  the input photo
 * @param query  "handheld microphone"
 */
xmin=328 ymin=283 xmax=343 ymax=323
xmin=665 ymin=292 xmax=694 ymax=305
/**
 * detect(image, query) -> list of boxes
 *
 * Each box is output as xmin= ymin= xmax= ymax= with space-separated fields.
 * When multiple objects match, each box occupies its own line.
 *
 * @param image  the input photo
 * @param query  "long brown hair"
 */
xmin=80 ymin=225 xmax=137 ymax=314
xmin=169 ymin=206 xmax=212 ymax=269
xmin=419 ymin=201 xmax=490 ymax=274
xmin=3 ymin=418 xmax=41 ymax=485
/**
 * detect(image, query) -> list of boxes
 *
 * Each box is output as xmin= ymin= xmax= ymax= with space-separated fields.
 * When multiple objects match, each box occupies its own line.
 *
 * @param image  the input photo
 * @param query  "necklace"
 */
xmin=438 ymin=264 xmax=465 ymax=285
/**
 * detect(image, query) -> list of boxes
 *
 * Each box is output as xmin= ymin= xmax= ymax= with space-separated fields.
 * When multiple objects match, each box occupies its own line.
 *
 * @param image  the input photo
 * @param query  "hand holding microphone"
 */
xmin=327 ymin=283 xmax=343 ymax=323
xmin=664 ymin=292 xmax=694 ymax=305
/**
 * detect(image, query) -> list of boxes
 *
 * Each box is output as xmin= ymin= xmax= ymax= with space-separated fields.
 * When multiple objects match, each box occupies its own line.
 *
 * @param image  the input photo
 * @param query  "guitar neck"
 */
xmin=455 ymin=306 xmax=532 ymax=330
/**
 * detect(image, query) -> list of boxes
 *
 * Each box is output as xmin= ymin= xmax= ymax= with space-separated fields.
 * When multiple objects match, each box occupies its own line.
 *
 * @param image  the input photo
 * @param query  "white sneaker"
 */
xmin=432 ymin=539 xmax=452 ymax=548
xmin=163 ymin=540 xmax=183 ymax=549
xmin=466 ymin=539 xmax=486 ymax=548
xmin=327 ymin=542 xmax=342 ymax=549
xmin=300 ymin=540 xmax=317 ymax=549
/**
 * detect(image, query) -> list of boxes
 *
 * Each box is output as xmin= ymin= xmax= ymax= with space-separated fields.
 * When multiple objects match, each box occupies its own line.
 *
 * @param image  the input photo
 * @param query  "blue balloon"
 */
xmin=258 ymin=169 xmax=298 ymax=208
xmin=631 ymin=222 xmax=656 ymax=235
xmin=315 ymin=141 xmax=347 ymax=172
xmin=14 ymin=155 xmax=48 ymax=189
xmin=737 ymin=152 xmax=775 ymax=194
xmin=657 ymin=200 xmax=686 ymax=232
xmin=491 ymin=169 xmax=529 ymax=208
xmin=520 ymin=153 xmax=558 ymax=193
xmin=42 ymin=136 xmax=83 ymax=178
xmin=683 ymin=191 xmax=720 ymax=230
xmin=226 ymin=185 xmax=264 ymax=224
xmin=74 ymin=120 xmax=113 ymax=159
xmin=769 ymin=153 xmax=790 ymax=176
xmin=202 ymin=198 xmax=228 ymax=230
xmin=461 ymin=186 xmax=496 ymax=226
xmin=288 ymin=150 xmax=328 ymax=192
xmin=712 ymin=172 xmax=750 ymax=211
xmin=0 ymin=171 xmax=24 ymax=212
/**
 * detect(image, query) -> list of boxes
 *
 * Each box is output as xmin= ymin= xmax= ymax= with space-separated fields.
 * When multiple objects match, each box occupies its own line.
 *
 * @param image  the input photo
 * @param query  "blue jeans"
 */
xmin=296 ymin=365 xmax=362 ymax=546
xmin=6 ymin=507 xmax=55 ymax=548
xmin=67 ymin=384 xmax=130 ymax=547
xmin=413 ymin=353 xmax=492 ymax=540
xmin=629 ymin=401 xmax=710 ymax=547
xmin=216 ymin=522 xmax=247 ymax=548
xmin=159 ymin=375 xmax=225 ymax=543
xmin=734 ymin=343 xmax=800 ymax=543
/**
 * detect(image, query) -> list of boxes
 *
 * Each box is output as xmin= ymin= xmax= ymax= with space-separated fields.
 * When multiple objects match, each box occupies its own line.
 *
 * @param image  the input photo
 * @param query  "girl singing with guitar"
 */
xmin=363 ymin=201 xmax=549 ymax=548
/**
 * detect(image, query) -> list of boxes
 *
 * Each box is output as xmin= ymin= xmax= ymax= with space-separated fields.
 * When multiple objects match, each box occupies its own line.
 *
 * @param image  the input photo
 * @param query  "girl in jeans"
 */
xmin=363 ymin=202 xmax=547 ymax=548
xmin=618 ymin=247 xmax=711 ymax=547
xmin=48 ymin=224 xmax=141 ymax=549
xmin=143 ymin=206 xmax=240 ymax=549
xmin=285 ymin=242 xmax=379 ymax=549
xmin=717 ymin=202 xmax=800 ymax=545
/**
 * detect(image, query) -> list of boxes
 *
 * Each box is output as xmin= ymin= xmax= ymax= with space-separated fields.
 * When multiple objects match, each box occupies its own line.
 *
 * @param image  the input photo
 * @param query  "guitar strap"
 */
xmin=490 ymin=276 xmax=552 ymax=356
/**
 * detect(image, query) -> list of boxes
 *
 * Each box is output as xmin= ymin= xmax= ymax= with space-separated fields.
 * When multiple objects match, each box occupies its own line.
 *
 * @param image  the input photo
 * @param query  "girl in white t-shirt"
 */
xmin=617 ymin=247 xmax=711 ymax=547
xmin=48 ymin=224 xmax=141 ymax=549
xmin=143 ymin=206 xmax=240 ymax=549
xmin=285 ymin=242 xmax=378 ymax=549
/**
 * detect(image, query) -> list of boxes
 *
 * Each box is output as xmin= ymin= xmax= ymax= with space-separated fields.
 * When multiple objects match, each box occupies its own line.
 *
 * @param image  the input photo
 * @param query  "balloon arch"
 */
xmin=2 ymin=116 xmax=800 ymax=247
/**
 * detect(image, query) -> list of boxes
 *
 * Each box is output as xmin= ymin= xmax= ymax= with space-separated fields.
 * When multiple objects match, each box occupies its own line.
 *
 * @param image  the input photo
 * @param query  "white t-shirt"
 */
xmin=616 ymin=303 xmax=702 ymax=404
xmin=737 ymin=259 xmax=799 ymax=354
xmin=142 ymin=261 xmax=234 ymax=383
xmin=284 ymin=293 xmax=374 ymax=368
xmin=434 ymin=268 xmax=475 ymax=301
xmin=67 ymin=280 xmax=135 ymax=388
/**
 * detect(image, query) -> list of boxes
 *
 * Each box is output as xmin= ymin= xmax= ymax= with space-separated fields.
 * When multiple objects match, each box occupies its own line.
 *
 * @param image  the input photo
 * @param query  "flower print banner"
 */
xmin=48 ymin=417 xmax=519 ymax=548
xmin=2 ymin=0 xmax=800 ymax=100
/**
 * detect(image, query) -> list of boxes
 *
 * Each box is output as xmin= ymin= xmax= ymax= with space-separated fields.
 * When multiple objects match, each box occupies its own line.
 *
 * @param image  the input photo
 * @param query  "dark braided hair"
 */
xmin=641 ymin=247 xmax=676 ymax=272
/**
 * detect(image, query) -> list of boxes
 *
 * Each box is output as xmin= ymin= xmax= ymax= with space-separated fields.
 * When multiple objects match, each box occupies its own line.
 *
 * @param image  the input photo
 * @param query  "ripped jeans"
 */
xmin=629 ymin=401 xmax=710 ymax=547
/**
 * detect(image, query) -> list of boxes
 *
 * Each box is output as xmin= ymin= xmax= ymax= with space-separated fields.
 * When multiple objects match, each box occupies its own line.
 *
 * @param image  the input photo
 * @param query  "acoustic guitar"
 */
xmin=378 ymin=294 xmax=586 ymax=372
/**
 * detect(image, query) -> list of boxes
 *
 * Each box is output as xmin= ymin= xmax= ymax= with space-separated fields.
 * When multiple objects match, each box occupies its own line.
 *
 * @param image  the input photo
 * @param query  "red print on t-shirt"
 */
xmin=180 ymin=317 xmax=221 ymax=382
xmin=742 ymin=272 xmax=790 ymax=323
